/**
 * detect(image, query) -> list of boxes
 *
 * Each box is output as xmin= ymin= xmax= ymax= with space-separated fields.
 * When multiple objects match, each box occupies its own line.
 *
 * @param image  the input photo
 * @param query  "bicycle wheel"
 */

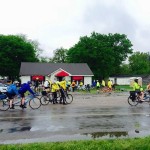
xmin=29 ymin=97 xmax=41 ymax=109
xmin=40 ymin=95 xmax=50 ymax=105
xmin=65 ymin=94 xmax=73 ymax=104
xmin=0 ymin=99 xmax=10 ymax=111
xmin=56 ymin=91 xmax=61 ymax=98
xmin=128 ymin=96 xmax=138 ymax=106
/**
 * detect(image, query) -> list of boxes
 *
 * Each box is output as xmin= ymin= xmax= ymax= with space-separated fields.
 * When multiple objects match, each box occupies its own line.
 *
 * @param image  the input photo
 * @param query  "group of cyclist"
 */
xmin=6 ymin=81 xmax=35 ymax=109
xmin=93 ymin=79 xmax=113 ymax=93
xmin=5 ymin=77 xmax=68 ymax=109
xmin=43 ymin=77 xmax=67 ymax=105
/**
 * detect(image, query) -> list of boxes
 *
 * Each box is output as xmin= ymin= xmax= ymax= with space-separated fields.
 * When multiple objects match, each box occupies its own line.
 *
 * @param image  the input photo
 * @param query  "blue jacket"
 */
xmin=18 ymin=83 xmax=35 ymax=95
xmin=7 ymin=84 xmax=18 ymax=95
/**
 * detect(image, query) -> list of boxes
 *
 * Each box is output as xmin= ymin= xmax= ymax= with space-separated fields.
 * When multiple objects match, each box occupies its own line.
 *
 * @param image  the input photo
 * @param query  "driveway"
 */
xmin=0 ymin=92 xmax=150 ymax=144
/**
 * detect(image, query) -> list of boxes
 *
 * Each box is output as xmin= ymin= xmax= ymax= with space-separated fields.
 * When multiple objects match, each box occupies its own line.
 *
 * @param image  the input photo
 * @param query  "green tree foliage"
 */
xmin=52 ymin=47 xmax=68 ymax=63
xmin=117 ymin=63 xmax=130 ymax=75
xmin=129 ymin=52 xmax=150 ymax=74
xmin=0 ymin=35 xmax=39 ymax=80
xmin=67 ymin=32 xmax=133 ymax=79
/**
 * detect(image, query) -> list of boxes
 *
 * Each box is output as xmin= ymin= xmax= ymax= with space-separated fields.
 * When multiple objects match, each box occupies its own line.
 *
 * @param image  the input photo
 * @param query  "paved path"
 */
xmin=0 ymin=92 xmax=150 ymax=144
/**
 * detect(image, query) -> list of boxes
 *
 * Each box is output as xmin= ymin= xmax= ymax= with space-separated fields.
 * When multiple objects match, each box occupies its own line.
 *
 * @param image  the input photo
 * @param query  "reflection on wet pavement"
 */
xmin=1 ymin=94 xmax=150 ymax=144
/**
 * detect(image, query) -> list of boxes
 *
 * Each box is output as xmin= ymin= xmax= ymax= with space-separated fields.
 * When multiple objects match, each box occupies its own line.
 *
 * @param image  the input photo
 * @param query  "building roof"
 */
xmin=19 ymin=62 xmax=94 ymax=76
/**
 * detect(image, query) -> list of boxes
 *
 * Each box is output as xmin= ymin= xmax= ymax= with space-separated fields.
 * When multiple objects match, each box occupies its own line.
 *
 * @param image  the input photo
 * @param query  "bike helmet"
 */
xmin=27 ymin=81 xmax=32 ymax=84
xmin=13 ymin=81 xmax=19 ymax=84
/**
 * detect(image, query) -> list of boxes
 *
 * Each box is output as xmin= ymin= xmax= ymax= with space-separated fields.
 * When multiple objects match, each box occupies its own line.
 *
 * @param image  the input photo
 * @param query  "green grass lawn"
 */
xmin=1 ymin=136 xmax=150 ymax=150
xmin=76 ymin=84 xmax=148 ymax=94
xmin=115 ymin=84 xmax=147 ymax=92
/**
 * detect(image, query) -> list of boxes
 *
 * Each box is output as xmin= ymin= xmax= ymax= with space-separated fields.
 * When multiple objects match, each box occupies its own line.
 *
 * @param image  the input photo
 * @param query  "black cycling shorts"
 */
xmin=6 ymin=92 xmax=16 ymax=99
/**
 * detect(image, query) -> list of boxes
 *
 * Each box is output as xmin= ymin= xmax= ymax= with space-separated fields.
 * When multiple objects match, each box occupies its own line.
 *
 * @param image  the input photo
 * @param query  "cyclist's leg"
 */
xmin=19 ymin=92 xmax=26 ymax=108
xmin=6 ymin=93 xmax=15 ymax=109
xmin=59 ymin=89 xmax=64 ymax=104
xmin=52 ymin=92 xmax=57 ymax=104
xmin=62 ymin=90 xmax=67 ymax=105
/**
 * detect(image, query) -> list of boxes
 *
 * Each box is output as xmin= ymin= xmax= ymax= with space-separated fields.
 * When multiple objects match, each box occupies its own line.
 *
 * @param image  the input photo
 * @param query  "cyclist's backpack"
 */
xmin=7 ymin=84 xmax=15 ymax=94
xmin=130 ymin=91 xmax=136 ymax=100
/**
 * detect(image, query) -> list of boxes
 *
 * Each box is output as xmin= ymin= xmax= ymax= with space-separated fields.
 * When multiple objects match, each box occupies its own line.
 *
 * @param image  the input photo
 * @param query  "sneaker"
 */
xmin=20 ymin=104 xmax=23 ymax=108
xmin=10 ymin=107 xmax=15 ymax=109
xmin=140 ymin=99 xmax=145 ymax=102
xmin=10 ymin=104 xmax=15 ymax=109
xmin=22 ymin=105 xmax=27 ymax=108
xmin=63 ymin=103 xmax=67 ymax=105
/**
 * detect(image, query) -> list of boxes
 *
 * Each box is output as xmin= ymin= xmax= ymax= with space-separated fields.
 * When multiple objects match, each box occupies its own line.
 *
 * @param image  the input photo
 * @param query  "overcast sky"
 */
xmin=0 ymin=0 xmax=150 ymax=57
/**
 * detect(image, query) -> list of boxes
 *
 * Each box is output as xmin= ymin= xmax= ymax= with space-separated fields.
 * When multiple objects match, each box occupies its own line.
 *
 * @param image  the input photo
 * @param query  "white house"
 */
xmin=19 ymin=62 xmax=94 ymax=85
xmin=109 ymin=76 xmax=142 ymax=86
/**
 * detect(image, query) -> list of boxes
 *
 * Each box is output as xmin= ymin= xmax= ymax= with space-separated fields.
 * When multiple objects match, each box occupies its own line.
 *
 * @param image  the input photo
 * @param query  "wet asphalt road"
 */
xmin=0 ymin=92 xmax=150 ymax=144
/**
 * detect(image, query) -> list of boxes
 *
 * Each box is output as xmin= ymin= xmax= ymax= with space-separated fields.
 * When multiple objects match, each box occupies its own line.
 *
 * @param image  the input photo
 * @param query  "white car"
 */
xmin=0 ymin=83 xmax=7 ymax=93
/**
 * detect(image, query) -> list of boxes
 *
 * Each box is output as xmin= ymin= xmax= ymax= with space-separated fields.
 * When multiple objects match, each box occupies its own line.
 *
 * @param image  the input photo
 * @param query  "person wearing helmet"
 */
xmin=51 ymin=80 xmax=59 ymax=104
xmin=43 ymin=79 xmax=52 ymax=92
xmin=58 ymin=78 xmax=67 ymax=105
xmin=18 ymin=81 xmax=35 ymax=108
xmin=133 ymin=79 xmax=144 ymax=102
xmin=6 ymin=81 xmax=19 ymax=109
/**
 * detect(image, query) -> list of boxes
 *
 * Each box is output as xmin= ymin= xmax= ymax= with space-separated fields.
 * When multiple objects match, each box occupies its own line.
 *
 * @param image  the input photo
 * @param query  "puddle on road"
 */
xmin=0 ymin=126 xmax=31 ymax=133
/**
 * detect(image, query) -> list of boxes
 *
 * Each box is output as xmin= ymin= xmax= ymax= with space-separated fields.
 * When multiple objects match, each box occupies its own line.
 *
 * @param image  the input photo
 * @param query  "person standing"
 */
xmin=71 ymin=80 xmax=76 ymax=92
xmin=34 ymin=78 xmax=39 ymax=92
xmin=92 ymin=80 xmax=96 ymax=88
xmin=101 ymin=79 xmax=105 ymax=87
xmin=58 ymin=78 xmax=67 ymax=105
xmin=79 ymin=80 xmax=83 ymax=90
xmin=44 ymin=79 xmax=51 ymax=92
xmin=96 ymin=80 xmax=100 ymax=89
xmin=51 ymin=80 xmax=60 ymax=104
xmin=107 ymin=80 xmax=112 ymax=91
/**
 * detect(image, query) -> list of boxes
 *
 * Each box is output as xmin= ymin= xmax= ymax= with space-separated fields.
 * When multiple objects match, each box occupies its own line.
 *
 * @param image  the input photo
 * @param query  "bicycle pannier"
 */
xmin=130 ymin=91 xmax=136 ymax=101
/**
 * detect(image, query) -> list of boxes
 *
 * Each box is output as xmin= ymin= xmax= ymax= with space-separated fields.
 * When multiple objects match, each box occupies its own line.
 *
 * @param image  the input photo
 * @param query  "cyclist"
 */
xmin=133 ymin=79 xmax=144 ymax=102
xmin=18 ymin=81 xmax=35 ymax=108
xmin=51 ymin=80 xmax=60 ymax=104
xmin=44 ymin=79 xmax=52 ymax=92
xmin=58 ymin=78 xmax=67 ymax=105
xmin=6 ymin=81 xmax=19 ymax=109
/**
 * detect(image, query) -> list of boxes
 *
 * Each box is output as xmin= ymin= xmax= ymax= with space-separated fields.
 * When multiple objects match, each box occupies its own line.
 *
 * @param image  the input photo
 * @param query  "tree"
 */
xmin=52 ymin=47 xmax=68 ymax=63
xmin=0 ymin=34 xmax=39 ymax=80
xmin=129 ymin=52 xmax=150 ymax=75
xmin=18 ymin=34 xmax=43 ymax=58
xmin=117 ymin=63 xmax=130 ymax=75
xmin=67 ymin=32 xmax=133 ymax=79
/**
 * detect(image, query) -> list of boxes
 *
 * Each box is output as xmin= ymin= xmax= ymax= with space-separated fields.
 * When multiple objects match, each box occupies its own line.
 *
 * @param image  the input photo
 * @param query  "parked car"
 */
xmin=0 ymin=83 xmax=8 ymax=93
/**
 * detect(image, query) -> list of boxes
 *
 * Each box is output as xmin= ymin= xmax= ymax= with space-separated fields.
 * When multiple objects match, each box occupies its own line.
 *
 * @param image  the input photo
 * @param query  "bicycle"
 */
xmin=128 ymin=90 xmax=150 ymax=106
xmin=40 ymin=90 xmax=73 ymax=105
xmin=0 ymin=93 xmax=41 ymax=111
